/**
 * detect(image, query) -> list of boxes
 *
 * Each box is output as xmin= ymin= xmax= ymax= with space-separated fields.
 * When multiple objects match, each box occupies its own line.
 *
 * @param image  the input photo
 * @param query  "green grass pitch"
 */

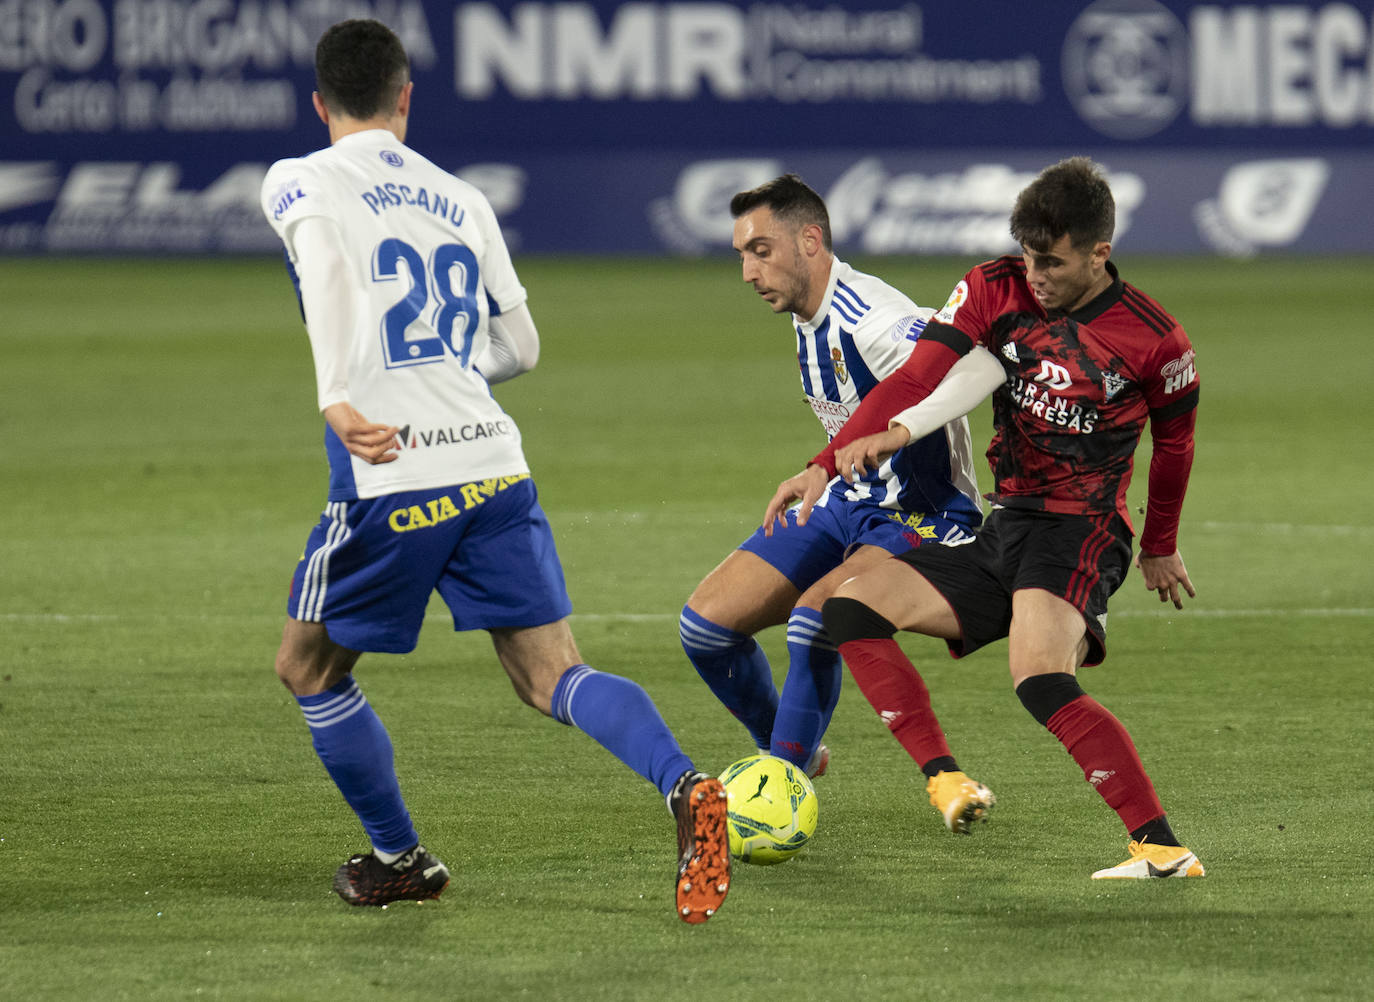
xmin=1 ymin=253 xmax=1371 ymax=1000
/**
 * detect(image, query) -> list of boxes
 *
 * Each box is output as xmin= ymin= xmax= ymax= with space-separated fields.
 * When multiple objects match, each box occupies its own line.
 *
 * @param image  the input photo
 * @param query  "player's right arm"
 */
xmin=261 ymin=160 xmax=400 ymax=465
xmin=291 ymin=215 xmax=401 ymax=465
xmin=834 ymin=345 xmax=1006 ymax=479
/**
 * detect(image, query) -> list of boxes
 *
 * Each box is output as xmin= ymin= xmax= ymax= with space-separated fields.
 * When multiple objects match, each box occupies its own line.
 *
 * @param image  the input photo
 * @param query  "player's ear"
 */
xmin=396 ymin=81 xmax=413 ymax=119
xmin=312 ymin=91 xmax=329 ymax=126
xmin=800 ymin=222 xmax=824 ymax=257
xmin=1092 ymin=240 xmax=1112 ymax=268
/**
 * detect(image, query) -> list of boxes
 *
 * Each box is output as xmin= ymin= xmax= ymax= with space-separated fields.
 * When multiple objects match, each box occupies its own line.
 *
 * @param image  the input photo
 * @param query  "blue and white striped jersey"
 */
xmin=796 ymin=259 xmax=982 ymax=524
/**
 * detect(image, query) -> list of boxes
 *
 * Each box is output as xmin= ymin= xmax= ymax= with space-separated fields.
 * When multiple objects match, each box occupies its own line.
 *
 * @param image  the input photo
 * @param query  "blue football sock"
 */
xmin=551 ymin=664 xmax=694 ymax=799
xmin=679 ymin=605 xmax=778 ymax=749
xmin=770 ymin=607 xmax=842 ymax=769
xmin=296 ymin=676 xmax=419 ymax=854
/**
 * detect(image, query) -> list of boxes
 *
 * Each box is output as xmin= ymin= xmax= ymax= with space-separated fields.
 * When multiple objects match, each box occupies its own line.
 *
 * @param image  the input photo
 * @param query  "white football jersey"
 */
xmin=261 ymin=129 xmax=528 ymax=500
xmin=796 ymin=259 xmax=981 ymax=522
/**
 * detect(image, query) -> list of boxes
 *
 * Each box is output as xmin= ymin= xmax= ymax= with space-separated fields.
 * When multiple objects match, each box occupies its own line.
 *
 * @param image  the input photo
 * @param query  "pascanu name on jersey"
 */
xmin=360 ymin=183 xmax=468 ymax=227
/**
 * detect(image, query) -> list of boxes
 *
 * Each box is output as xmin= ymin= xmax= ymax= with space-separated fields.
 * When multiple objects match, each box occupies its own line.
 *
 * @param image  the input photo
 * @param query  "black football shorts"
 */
xmin=895 ymin=506 xmax=1132 ymax=666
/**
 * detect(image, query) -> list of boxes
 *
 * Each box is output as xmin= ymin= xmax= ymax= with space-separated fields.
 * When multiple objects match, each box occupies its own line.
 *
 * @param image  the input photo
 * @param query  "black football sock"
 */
xmin=921 ymin=756 xmax=960 ymax=778
xmin=1130 ymin=816 xmax=1181 ymax=847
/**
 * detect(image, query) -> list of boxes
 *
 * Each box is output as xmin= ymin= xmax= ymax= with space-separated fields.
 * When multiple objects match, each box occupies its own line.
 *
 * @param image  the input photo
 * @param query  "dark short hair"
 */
xmin=730 ymin=174 xmax=832 ymax=251
xmin=1009 ymin=157 xmax=1115 ymax=253
xmin=315 ymin=19 xmax=410 ymax=120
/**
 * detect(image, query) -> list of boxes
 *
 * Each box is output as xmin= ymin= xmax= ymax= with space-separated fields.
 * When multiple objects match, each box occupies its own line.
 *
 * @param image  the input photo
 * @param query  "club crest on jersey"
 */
xmin=831 ymin=347 xmax=849 ymax=384
xmin=380 ymin=150 xmax=404 ymax=167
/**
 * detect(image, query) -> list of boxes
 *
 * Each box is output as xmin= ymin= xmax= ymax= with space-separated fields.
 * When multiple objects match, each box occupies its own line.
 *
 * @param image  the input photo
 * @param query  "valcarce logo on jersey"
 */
xmin=396 ymin=421 xmax=512 ymax=449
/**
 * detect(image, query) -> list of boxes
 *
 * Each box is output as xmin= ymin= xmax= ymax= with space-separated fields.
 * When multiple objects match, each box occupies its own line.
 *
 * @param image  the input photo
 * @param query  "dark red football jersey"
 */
xmin=928 ymin=256 xmax=1199 ymax=533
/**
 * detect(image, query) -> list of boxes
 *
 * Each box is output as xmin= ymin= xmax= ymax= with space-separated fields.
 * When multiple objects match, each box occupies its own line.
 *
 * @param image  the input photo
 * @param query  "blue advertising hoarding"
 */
xmin=2 ymin=0 xmax=1372 ymax=255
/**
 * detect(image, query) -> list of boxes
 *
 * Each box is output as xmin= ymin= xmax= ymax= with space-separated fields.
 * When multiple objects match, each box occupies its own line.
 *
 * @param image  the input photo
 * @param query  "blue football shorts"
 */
xmin=288 ymin=475 xmax=572 ymax=654
xmin=740 ymin=495 xmax=977 ymax=593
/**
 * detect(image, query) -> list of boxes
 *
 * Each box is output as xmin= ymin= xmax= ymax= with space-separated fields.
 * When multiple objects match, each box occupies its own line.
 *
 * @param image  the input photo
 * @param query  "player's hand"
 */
xmin=1136 ymin=550 xmax=1196 ymax=610
xmin=833 ymin=427 xmax=912 ymax=483
xmin=763 ymin=465 xmax=830 ymax=536
xmin=323 ymin=402 xmax=401 ymax=465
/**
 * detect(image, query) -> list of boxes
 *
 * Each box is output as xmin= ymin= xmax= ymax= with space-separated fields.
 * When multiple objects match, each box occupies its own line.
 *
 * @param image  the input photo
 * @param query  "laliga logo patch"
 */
xmin=380 ymin=150 xmax=404 ymax=168
xmin=934 ymin=281 xmax=969 ymax=324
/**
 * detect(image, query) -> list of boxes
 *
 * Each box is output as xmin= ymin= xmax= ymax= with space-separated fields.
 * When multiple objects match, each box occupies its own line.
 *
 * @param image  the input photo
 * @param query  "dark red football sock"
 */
xmin=1045 ymin=695 xmax=1164 ymax=833
xmin=839 ymin=638 xmax=953 ymax=769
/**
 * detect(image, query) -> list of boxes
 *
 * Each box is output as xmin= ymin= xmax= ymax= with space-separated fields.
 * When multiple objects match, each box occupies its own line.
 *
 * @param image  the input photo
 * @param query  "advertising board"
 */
xmin=3 ymin=0 xmax=1371 ymax=254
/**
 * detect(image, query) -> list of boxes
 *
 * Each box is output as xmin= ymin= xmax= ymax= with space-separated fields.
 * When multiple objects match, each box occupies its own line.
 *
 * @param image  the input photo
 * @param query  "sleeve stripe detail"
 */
xmin=1120 ymin=286 xmax=1174 ymax=338
xmin=979 ymin=256 xmax=1024 ymax=283
xmin=1151 ymin=386 xmax=1200 ymax=422
xmin=920 ymin=320 xmax=976 ymax=354
xmin=796 ymin=323 xmax=815 ymax=397
xmin=834 ymin=280 xmax=872 ymax=314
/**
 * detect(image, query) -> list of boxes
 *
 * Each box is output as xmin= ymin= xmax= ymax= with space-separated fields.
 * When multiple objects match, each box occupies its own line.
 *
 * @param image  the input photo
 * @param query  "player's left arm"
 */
xmin=1138 ymin=329 xmax=1200 ymax=608
xmin=474 ymin=303 xmax=540 ymax=383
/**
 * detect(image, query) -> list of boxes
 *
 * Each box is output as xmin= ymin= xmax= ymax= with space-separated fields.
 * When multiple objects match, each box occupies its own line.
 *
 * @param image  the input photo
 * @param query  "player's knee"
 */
xmin=275 ymin=619 xmax=357 ymax=694
xmin=274 ymin=647 xmax=344 ymax=696
xmin=274 ymin=642 xmax=316 ymax=693
xmin=821 ymin=596 xmax=897 ymax=647
xmin=273 ymin=648 xmax=297 ymax=688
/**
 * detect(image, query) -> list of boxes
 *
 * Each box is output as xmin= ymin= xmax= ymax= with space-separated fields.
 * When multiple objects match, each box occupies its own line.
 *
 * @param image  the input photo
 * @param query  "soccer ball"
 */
xmin=719 ymin=754 xmax=819 ymax=865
